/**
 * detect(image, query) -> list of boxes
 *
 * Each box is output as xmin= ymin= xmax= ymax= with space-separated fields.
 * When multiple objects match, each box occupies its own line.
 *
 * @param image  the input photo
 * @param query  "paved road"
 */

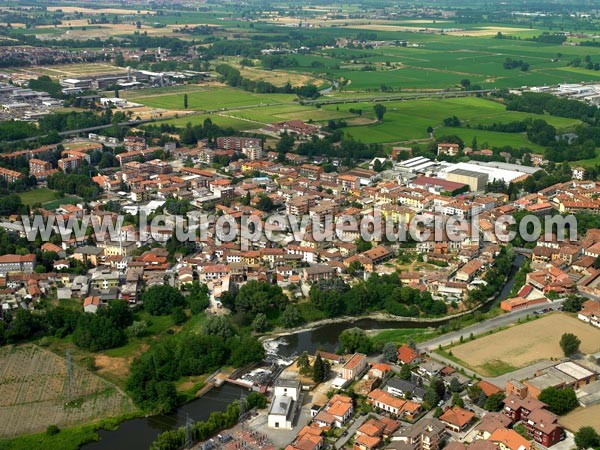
xmin=416 ymin=299 xmax=566 ymax=352
xmin=334 ymin=414 xmax=369 ymax=449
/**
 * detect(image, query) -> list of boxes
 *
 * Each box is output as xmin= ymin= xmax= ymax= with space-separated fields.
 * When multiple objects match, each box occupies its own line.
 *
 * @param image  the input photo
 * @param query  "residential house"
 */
xmin=390 ymin=418 xmax=446 ymax=450
xmin=397 ymin=345 xmax=422 ymax=365
xmin=439 ymin=406 xmax=475 ymax=432
xmin=386 ymin=379 xmax=426 ymax=402
xmin=342 ymin=353 xmax=368 ymax=381
xmin=83 ymin=295 xmax=101 ymax=313
xmin=367 ymin=389 xmax=422 ymax=421
xmin=488 ymin=428 xmax=532 ymax=450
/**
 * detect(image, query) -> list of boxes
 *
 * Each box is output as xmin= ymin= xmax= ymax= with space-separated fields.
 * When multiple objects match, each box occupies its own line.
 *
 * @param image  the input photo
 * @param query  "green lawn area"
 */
xmin=42 ymin=196 xmax=81 ymax=211
xmin=18 ymin=188 xmax=59 ymax=207
xmin=371 ymin=328 xmax=437 ymax=346
xmin=0 ymin=424 xmax=100 ymax=450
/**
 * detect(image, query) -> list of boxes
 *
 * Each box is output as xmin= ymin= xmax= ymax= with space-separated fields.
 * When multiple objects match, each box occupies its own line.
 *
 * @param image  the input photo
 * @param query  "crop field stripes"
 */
xmin=0 ymin=345 xmax=134 ymax=437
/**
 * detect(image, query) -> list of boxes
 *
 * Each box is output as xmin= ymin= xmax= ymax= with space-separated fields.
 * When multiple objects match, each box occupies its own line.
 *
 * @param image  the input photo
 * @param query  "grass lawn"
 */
xmin=371 ymin=328 xmax=437 ymax=346
xmin=18 ymin=188 xmax=59 ymax=207
xmin=0 ymin=424 xmax=100 ymax=450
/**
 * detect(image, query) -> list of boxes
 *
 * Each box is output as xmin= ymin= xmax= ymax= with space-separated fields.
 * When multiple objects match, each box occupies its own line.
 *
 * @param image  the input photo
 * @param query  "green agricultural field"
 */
xmin=434 ymin=126 xmax=545 ymax=151
xmin=161 ymin=113 xmax=261 ymax=130
xmin=126 ymin=86 xmax=296 ymax=111
xmin=227 ymin=103 xmax=352 ymax=124
xmin=280 ymin=32 xmax=600 ymax=91
xmin=324 ymin=96 xmax=580 ymax=145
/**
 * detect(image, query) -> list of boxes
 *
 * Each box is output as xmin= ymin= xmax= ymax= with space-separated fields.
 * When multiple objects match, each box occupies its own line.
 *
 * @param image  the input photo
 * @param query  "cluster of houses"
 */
xmin=267 ymin=339 xmax=595 ymax=450
xmin=6 ymin=129 xmax=600 ymax=318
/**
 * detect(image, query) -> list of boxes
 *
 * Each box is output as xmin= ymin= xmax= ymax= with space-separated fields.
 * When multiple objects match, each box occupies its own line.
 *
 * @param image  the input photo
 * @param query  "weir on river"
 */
xmin=84 ymin=255 xmax=523 ymax=450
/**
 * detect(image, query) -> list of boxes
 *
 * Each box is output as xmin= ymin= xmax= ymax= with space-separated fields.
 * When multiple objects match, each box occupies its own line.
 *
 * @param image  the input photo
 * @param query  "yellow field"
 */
xmin=46 ymin=6 xmax=155 ymax=15
xmin=27 ymin=63 xmax=123 ymax=78
xmin=235 ymin=64 xmax=325 ymax=88
xmin=560 ymin=404 xmax=600 ymax=433
xmin=450 ymin=314 xmax=600 ymax=376
xmin=445 ymin=26 xmax=532 ymax=37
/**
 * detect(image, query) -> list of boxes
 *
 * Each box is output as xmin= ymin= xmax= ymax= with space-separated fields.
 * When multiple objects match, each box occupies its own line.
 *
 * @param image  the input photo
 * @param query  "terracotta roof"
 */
xmin=439 ymin=406 xmax=475 ymax=428
xmin=489 ymin=428 xmax=531 ymax=450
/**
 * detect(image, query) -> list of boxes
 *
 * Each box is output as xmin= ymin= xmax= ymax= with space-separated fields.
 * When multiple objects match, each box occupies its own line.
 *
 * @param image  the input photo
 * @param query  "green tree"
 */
xmin=484 ymin=392 xmax=506 ymax=412
xmin=400 ymin=363 xmax=413 ymax=380
xmin=423 ymin=388 xmax=440 ymax=410
xmin=575 ymin=426 xmax=600 ymax=449
xmin=252 ymin=313 xmax=268 ymax=332
xmin=297 ymin=352 xmax=312 ymax=375
xmin=451 ymin=393 xmax=464 ymax=408
xmin=281 ymin=304 xmax=302 ymax=328
xmin=339 ymin=327 xmax=372 ymax=354
xmin=560 ymin=333 xmax=581 ymax=356
xmin=171 ymin=306 xmax=187 ymax=325
xmin=201 ymin=315 xmax=233 ymax=339
xmin=142 ymin=285 xmax=185 ymax=316
xmin=382 ymin=342 xmax=397 ymax=362
xmin=373 ymin=104 xmax=387 ymax=122
xmin=313 ymin=354 xmax=329 ymax=382
xmin=538 ymin=387 xmax=578 ymax=415
xmin=72 ymin=314 xmax=126 ymax=351
xmin=449 ymin=377 xmax=462 ymax=393
xmin=183 ymin=93 xmax=188 ymax=110
xmin=99 ymin=299 xmax=133 ymax=329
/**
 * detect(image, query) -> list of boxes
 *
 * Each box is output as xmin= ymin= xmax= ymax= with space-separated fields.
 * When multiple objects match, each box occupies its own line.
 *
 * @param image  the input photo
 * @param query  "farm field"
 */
xmin=433 ymin=127 xmax=545 ymax=152
xmin=0 ymin=345 xmax=135 ymax=438
xmin=559 ymin=404 xmax=600 ymax=433
xmin=124 ymin=86 xmax=297 ymax=111
xmin=278 ymin=31 xmax=600 ymax=90
xmin=227 ymin=103 xmax=351 ymax=124
xmin=321 ymin=96 xmax=580 ymax=145
xmin=161 ymin=113 xmax=262 ymax=130
xmin=447 ymin=313 xmax=600 ymax=377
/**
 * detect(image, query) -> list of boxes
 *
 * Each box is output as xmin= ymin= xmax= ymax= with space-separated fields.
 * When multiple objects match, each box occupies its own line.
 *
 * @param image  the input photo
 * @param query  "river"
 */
xmin=84 ymin=254 xmax=523 ymax=449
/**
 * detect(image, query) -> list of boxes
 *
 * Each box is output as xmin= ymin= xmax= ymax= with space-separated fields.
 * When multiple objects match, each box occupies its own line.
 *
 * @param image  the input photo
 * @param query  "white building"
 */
xmin=267 ymin=395 xmax=294 ymax=430
xmin=273 ymin=379 xmax=301 ymax=401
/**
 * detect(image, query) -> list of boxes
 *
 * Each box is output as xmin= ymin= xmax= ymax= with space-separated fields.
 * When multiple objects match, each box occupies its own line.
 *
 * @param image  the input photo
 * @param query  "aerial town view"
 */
xmin=5 ymin=0 xmax=600 ymax=450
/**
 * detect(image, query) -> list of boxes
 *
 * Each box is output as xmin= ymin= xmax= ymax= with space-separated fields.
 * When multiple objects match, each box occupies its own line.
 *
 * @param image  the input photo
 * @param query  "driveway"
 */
xmin=334 ymin=414 xmax=369 ymax=449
